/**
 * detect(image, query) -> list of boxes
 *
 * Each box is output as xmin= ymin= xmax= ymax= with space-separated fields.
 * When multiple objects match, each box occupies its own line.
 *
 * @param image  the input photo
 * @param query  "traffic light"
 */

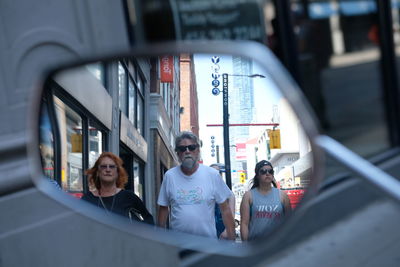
xmin=268 ymin=129 xmax=281 ymax=149
xmin=240 ymin=172 xmax=246 ymax=183
xmin=71 ymin=133 xmax=82 ymax=153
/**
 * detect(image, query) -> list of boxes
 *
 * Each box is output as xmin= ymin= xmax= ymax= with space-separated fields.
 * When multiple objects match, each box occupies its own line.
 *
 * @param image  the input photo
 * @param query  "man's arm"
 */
xmin=157 ymin=205 xmax=169 ymax=228
xmin=229 ymin=194 xmax=235 ymax=216
xmin=219 ymin=194 xmax=236 ymax=239
xmin=219 ymin=199 xmax=235 ymax=240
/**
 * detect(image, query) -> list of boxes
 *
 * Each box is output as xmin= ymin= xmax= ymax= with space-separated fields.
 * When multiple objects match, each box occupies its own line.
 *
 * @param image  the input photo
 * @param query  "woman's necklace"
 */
xmin=98 ymin=188 xmax=117 ymax=214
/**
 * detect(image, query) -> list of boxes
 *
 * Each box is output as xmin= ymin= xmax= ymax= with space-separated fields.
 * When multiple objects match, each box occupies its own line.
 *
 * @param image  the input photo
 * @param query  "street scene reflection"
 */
xmin=39 ymin=53 xmax=313 ymax=242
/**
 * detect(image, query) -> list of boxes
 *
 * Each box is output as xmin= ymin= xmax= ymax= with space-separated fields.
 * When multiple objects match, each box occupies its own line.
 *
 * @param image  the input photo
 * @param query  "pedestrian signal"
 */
xmin=268 ymin=129 xmax=281 ymax=149
xmin=240 ymin=172 xmax=246 ymax=183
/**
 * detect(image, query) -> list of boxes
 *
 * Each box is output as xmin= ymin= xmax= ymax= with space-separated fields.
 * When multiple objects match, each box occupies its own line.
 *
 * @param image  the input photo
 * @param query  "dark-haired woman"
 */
xmin=240 ymin=160 xmax=291 ymax=241
xmin=82 ymin=152 xmax=154 ymax=225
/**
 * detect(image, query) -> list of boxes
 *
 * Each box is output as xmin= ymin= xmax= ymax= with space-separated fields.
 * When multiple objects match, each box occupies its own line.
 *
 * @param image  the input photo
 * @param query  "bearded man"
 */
xmin=157 ymin=131 xmax=235 ymax=240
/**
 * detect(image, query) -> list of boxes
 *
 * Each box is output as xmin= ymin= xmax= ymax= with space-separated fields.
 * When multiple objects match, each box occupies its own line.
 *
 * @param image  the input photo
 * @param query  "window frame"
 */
xmin=40 ymin=80 xmax=109 ymax=195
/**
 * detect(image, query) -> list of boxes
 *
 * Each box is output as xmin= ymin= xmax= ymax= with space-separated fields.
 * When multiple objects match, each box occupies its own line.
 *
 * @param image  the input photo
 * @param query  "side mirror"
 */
xmin=31 ymin=40 xmax=325 ymax=259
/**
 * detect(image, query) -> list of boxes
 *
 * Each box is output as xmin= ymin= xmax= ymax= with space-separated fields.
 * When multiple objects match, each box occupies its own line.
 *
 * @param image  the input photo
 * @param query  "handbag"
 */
xmin=128 ymin=207 xmax=144 ymax=222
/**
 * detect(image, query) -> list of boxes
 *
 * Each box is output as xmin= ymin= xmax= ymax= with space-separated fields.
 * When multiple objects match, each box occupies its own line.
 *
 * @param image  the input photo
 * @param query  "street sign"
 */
xmin=172 ymin=0 xmax=265 ymax=43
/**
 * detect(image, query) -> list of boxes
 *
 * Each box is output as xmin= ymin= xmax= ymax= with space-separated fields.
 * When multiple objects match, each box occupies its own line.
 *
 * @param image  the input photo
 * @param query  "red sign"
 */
xmin=160 ymin=56 xmax=174 ymax=83
xmin=235 ymin=143 xmax=246 ymax=160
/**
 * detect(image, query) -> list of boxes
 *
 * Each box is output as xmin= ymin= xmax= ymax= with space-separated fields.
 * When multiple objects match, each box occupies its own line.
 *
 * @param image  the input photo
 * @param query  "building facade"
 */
xmin=39 ymin=54 xmax=185 ymax=215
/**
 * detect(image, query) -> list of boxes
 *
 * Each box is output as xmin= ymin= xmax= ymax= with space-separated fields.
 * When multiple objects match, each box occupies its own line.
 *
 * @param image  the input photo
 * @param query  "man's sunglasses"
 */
xmin=259 ymin=168 xmax=274 ymax=175
xmin=176 ymin=144 xmax=199 ymax=152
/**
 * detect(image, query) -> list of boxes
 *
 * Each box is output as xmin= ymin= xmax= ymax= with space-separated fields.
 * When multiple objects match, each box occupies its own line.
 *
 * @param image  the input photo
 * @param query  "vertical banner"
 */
xmin=222 ymin=73 xmax=232 ymax=189
xmin=160 ymin=55 xmax=174 ymax=83
xmin=211 ymin=56 xmax=221 ymax=95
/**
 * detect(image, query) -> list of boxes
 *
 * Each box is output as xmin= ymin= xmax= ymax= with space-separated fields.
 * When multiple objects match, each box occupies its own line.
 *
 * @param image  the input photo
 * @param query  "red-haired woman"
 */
xmin=82 ymin=152 xmax=154 ymax=225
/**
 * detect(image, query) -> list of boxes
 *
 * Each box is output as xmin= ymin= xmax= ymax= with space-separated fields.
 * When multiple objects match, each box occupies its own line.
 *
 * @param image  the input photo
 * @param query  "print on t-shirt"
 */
xmin=176 ymin=187 xmax=204 ymax=205
xmin=254 ymin=204 xmax=281 ymax=219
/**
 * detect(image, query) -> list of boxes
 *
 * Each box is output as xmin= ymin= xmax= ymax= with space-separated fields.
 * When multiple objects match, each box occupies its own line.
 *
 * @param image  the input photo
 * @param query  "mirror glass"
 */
xmin=38 ymin=52 xmax=313 ymax=242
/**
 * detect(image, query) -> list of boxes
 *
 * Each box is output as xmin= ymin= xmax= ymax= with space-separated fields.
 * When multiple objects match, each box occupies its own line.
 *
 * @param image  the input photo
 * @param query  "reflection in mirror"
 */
xmin=38 ymin=52 xmax=313 ymax=243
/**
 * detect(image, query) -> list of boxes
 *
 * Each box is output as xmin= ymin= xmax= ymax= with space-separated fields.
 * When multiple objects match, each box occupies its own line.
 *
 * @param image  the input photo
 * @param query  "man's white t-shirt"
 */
xmin=157 ymin=164 xmax=232 ymax=238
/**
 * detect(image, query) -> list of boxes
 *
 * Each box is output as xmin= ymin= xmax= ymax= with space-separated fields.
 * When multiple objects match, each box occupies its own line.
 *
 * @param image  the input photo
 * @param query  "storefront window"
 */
xmin=133 ymin=160 xmax=143 ymax=200
xmin=39 ymin=103 xmax=55 ymax=180
xmin=119 ymin=60 xmax=146 ymax=137
xmin=161 ymin=83 xmax=171 ymax=113
xmin=89 ymin=124 xmax=103 ymax=168
xmin=137 ymin=73 xmax=143 ymax=93
xmin=53 ymin=96 xmax=83 ymax=192
xmin=128 ymin=61 xmax=137 ymax=81
xmin=137 ymin=75 xmax=145 ymax=135
xmin=137 ymin=96 xmax=144 ymax=135
xmin=128 ymin=78 xmax=136 ymax=125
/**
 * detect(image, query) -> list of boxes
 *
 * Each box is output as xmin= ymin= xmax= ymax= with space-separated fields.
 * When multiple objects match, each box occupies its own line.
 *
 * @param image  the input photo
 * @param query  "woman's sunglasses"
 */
xmin=259 ymin=168 xmax=274 ymax=175
xmin=99 ymin=164 xmax=117 ymax=170
xmin=176 ymin=144 xmax=199 ymax=152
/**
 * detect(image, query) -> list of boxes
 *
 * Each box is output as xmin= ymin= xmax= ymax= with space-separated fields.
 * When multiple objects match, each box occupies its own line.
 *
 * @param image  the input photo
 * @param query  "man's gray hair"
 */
xmin=175 ymin=131 xmax=200 ymax=151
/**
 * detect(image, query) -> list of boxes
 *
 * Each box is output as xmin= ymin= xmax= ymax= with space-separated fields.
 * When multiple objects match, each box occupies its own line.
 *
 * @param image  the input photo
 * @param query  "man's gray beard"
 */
xmin=181 ymin=157 xmax=196 ymax=170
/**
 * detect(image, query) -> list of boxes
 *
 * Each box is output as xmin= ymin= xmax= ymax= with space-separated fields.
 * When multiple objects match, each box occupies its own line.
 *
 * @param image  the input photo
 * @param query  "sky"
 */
xmin=193 ymin=53 xmax=282 ymax=167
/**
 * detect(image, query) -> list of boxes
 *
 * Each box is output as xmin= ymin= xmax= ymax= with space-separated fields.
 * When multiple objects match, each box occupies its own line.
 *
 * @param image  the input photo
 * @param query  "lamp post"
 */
xmin=219 ymin=73 xmax=265 ymax=189
xmin=222 ymin=74 xmax=231 ymax=189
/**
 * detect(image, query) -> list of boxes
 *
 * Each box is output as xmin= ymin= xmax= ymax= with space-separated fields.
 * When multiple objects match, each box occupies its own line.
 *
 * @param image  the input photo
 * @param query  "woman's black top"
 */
xmin=82 ymin=190 xmax=154 ymax=225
